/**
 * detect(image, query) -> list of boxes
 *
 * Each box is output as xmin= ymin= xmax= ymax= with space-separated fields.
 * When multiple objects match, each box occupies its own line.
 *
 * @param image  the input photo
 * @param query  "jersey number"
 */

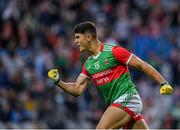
xmin=94 ymin=61 xmax=100 ymax=69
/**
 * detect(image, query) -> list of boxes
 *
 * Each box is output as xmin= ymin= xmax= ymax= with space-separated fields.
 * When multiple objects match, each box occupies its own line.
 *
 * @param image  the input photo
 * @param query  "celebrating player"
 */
xmin=48 ymin=21 xmax=173 ymax=129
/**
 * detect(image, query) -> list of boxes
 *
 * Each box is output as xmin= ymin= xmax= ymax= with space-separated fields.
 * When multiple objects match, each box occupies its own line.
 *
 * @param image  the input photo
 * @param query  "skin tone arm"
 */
xmin=56 ymin=74 xmax=90 ymax=97
xmin=128 ymin=55 xmax=166 ymax=85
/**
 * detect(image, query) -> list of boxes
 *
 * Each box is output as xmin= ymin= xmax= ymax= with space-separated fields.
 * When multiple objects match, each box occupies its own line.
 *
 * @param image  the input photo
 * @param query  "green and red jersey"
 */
xmin=81 ymin=43 xmax=138 ymax=105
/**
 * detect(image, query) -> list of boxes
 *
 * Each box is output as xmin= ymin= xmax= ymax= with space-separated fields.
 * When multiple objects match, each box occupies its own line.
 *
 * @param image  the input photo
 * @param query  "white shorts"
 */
xmin=111 ymin=93 xmax=143 ymax=120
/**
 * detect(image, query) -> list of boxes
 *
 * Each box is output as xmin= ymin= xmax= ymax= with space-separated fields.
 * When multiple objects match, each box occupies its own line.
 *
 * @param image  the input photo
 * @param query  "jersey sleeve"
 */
xmin=80 ymin=66 xmax=91 ymax=78
xmin=112 ymin=46 xmax=133 ymax=65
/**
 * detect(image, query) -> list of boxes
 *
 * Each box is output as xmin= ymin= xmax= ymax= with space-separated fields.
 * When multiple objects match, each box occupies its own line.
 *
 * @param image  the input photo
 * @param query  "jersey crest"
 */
xmin=104 ymin=59 xmax=108 ymax=65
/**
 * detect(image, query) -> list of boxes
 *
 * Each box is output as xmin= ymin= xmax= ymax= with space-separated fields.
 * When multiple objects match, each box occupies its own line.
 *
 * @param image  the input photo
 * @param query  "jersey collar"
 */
xmin=92 ymin=43 xmax=104 ymax=59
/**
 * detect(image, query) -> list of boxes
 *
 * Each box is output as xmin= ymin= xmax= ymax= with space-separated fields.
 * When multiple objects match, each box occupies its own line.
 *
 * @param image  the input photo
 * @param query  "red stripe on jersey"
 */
xmin=91 ymin=65 xmax=128 ymax=86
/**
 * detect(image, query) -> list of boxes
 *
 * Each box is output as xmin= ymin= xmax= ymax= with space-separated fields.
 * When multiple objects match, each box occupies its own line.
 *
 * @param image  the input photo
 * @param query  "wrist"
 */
xmin=54 ymin=78 xmax=60 ymax=84
xmin=160 ymin=81 xmax=169 ymax=87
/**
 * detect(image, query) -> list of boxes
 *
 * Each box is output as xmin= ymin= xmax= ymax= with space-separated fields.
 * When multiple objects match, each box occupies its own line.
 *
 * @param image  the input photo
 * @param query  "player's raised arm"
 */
xmin=48 ymin=69 xmax=90 ymax=97
xmin=128 ymin=54 xmax=173 ymax=95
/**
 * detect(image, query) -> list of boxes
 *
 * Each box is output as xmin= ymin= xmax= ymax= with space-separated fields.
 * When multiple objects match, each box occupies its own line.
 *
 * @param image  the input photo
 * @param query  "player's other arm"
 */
xmin=128 ymin=55 xmax=165 ymax=84
xmin=128 ymin=55 xmax=173 ymax=95
xmin=48 ymin=69 xmax=90 ymax=97
xmin=58 ymin=74 xmax=89 ymax=97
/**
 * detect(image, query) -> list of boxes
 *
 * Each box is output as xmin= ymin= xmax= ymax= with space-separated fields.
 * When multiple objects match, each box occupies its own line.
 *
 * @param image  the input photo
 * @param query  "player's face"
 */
xmin=75 ymin=33 xmax=89 ymax=52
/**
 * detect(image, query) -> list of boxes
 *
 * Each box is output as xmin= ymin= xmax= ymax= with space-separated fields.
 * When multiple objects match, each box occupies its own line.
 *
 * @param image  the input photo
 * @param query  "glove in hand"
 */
xmin=48 ymin=69 xmax=60 ymax=84
xmin=160 ymin=84 xmax=173 ymax=95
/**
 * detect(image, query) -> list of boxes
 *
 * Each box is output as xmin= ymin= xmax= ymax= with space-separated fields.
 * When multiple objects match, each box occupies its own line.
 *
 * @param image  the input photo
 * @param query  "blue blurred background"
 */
xmin=0 ymin=0 xmax=179 ymax=129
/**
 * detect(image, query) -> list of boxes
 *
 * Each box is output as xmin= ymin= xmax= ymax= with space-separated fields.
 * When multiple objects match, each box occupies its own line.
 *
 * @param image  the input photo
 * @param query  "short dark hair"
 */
xmin=74 ymin=21 xmax=97 ymax=38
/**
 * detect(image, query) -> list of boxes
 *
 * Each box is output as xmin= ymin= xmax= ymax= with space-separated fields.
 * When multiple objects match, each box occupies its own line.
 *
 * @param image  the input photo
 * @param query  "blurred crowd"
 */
xmin=0 ymin=0 xmax=179 ymax=129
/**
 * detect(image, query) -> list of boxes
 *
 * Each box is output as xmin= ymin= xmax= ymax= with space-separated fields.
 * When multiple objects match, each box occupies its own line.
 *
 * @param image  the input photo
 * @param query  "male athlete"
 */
xmin=48 ymin=22 xmax=173 ymax=129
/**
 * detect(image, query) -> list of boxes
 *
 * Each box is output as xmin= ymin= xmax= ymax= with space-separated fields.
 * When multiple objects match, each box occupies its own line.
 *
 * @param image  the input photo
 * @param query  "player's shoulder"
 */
xmin=83 ymin=56 xmax=93 ymax=69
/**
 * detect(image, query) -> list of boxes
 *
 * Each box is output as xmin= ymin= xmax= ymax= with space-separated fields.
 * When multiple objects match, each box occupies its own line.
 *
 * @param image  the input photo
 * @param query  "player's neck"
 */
xmin=88 ymin=40 xmax=101 ymax=56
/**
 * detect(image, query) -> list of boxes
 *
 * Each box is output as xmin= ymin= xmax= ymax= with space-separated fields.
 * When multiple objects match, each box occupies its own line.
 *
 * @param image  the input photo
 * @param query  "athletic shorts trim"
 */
xmin=123 ymin=114 xmax=143 ymax=129
xmin=111 ymin=103 xmax=137 ymax=120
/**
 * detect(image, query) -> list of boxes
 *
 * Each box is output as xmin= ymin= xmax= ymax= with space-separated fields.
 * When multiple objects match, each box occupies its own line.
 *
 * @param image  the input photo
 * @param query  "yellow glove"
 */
xmin=160 ymin=82 xmax=173 ymax=95
xmin=48 ymin=69 xmax=60 ymax=84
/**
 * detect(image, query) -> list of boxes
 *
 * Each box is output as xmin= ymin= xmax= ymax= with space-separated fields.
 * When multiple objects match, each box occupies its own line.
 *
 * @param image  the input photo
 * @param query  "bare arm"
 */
xmin=128 ymin=55 xmax=166 ymax=85
xmin=56 ymin=74 xmax=90 ymax=97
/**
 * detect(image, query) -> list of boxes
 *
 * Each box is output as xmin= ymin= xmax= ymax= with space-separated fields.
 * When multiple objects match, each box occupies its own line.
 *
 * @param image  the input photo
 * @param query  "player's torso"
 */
xmin=84 ymin=44 xmax=138 ymax=104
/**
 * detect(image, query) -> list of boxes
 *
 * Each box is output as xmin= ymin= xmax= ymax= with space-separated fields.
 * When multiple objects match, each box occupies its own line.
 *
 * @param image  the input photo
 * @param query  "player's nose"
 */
xmin=74 ymin=39 xmax=78 ymax=44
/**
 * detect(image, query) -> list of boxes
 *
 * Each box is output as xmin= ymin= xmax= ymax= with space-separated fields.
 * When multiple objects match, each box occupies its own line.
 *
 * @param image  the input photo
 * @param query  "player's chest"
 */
xmin=85 ymin=54 xmax=118 ymax=75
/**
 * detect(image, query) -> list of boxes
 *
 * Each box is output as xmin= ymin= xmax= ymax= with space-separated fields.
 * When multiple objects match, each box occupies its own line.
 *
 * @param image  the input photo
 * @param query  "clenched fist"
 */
xmin=48 ymin=69 xmax=60 ymax=84
xmin=160 ymin=84 xmax=173 ymax=95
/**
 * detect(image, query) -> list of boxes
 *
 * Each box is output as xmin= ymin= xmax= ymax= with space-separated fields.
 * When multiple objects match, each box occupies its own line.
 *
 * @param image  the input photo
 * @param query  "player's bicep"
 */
xmin=128 ymin=55 xmax=146 ymax=70
xmin=75 ymin=74 xmax=90 ymax=95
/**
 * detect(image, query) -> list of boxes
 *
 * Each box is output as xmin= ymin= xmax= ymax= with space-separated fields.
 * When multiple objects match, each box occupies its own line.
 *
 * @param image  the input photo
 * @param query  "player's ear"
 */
xmin=86 ymin=34 xmax=92 ymax=42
